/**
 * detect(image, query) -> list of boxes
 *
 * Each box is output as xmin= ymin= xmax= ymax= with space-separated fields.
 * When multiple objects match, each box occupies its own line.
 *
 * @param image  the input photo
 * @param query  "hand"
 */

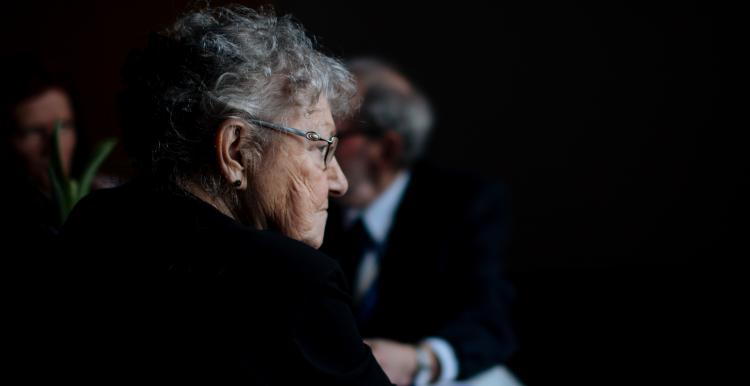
xmin=364 ymin=338 xmax=418 ymax=386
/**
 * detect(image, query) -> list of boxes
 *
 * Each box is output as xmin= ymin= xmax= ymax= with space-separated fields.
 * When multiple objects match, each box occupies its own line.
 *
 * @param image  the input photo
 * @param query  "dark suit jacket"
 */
xmin=55 ymin=181 xmax=392 ymax=385
xmin=321 ymin=162 xmax=516 ymax=379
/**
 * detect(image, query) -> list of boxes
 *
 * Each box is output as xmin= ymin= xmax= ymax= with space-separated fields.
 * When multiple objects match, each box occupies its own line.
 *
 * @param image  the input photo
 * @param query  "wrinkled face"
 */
xmin=254 ymin=97 xmax=348 ymax=248
xmin=10 ymin=88 xmax=77 ymax=191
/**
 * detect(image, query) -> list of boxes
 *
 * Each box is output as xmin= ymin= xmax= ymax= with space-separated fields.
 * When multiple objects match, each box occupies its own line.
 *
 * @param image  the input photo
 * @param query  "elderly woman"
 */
xmin=62 ymin=6 xmax=392 ymax=385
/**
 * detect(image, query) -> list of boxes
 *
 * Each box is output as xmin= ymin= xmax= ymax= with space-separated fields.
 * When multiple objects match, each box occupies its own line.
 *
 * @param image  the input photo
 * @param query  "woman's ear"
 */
xmin=215 ymin=119 xmax=248 ymax=189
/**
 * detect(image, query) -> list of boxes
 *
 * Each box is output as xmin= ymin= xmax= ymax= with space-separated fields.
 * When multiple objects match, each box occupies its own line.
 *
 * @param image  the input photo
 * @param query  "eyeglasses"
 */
xmin=248 ymin=118 xmax=338 ymax=170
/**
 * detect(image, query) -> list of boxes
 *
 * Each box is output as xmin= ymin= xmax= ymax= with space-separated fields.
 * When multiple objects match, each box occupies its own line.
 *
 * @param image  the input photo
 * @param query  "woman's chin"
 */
xmin=284 ymin=212 xmax=328 ymax=249
xmin=300 ymin=233 xmax=324 ymax=249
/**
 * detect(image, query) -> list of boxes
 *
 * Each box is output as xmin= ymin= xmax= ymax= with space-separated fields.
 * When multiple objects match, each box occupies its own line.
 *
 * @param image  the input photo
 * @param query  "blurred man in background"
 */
xmin=322 ymin=58 xmax=521 ymax=386
xmin=1 ymin=57 xmax=78 ymax=240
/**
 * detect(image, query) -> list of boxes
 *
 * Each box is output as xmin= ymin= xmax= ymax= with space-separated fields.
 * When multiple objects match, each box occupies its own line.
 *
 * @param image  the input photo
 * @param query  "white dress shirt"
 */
xmin=344 ymin=171 xmax=459 ymax=385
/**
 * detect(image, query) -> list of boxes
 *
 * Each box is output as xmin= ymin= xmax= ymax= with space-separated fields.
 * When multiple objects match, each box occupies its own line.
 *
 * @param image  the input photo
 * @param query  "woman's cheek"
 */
xmin=299 ymin=156 xmax=329 ymax=208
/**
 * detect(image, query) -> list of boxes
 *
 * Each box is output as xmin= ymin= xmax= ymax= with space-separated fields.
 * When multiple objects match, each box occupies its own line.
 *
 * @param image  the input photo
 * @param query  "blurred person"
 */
xmin=321 ymin=58 xmax=520 ymax=386
xmin=0 ymin=56 xmax=85 ymax=382
xmin=1 ymin=58 xmax=78 ymax=239
xmin=61 ymin=6 xmax=392 ymax=385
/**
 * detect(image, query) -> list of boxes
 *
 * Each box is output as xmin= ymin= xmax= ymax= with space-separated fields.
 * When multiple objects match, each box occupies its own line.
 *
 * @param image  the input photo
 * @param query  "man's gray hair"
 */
xmin=121 ymin=5 xmax=356 ymax=191
xmin=349 ymin=58 xmax=434 ymax=166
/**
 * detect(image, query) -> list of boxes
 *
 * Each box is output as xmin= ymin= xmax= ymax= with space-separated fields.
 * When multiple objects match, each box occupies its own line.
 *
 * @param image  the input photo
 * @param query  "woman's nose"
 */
xmin=327 ymin=157 xmax=348 ymax=197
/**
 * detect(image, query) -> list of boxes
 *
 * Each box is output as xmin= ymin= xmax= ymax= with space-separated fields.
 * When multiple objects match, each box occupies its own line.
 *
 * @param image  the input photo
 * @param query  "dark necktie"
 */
xmin=343 ymin=218 xmax=380 ymax=324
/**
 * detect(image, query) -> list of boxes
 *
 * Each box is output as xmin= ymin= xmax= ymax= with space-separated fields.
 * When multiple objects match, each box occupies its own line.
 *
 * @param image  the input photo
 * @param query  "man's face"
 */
xmin=334 ymin=118 xmax=382 ymax=209
xmin=11 ymin=88 xmax=77 ymax=191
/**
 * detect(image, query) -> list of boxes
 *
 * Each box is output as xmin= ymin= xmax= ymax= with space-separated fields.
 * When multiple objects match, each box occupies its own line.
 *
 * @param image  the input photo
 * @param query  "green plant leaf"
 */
xmin=66 ymin=179 xmax=79 ymax=218
xmin=79 ymin=138 xmax=117 ymax=198
xmin=49 ymin=167 xmax=67 ymax=225
xmin=48 ymin=120 xmax=71 ymax=225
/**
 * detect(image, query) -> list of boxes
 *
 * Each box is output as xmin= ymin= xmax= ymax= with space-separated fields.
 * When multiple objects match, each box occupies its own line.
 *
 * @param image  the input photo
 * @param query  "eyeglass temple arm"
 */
xmin=247 ymin=118 xmax=308 ymax=137
xmin=248 ymin=118 xmax=339 ymax=145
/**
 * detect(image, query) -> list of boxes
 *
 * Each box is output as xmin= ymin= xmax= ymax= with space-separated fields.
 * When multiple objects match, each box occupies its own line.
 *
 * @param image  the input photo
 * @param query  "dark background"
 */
xmin=4 ymin=1 xmax=740 ymax=384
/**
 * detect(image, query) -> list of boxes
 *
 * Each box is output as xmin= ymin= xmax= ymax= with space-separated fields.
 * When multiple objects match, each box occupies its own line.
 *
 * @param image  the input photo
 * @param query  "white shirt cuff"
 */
xmin=421 ymin=337 xmax=459 ymax=384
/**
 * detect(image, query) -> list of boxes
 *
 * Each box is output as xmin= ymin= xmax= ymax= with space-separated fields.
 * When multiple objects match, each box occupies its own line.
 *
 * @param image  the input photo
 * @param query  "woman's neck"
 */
xmin=181 ymin=181 xmax=236 ymax=221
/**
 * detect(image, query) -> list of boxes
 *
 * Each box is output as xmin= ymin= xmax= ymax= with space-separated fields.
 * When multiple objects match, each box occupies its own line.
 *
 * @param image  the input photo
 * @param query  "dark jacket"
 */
xmin=57 ymin=181 xmax=392 ymax=385
xmin=322 ymin=162 xmax=516 ymax=379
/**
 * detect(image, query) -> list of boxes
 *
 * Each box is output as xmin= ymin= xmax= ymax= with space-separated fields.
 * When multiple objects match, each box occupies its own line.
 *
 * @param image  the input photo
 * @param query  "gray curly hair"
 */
xmin=121 ymin=5 xmax=356 ymax=194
